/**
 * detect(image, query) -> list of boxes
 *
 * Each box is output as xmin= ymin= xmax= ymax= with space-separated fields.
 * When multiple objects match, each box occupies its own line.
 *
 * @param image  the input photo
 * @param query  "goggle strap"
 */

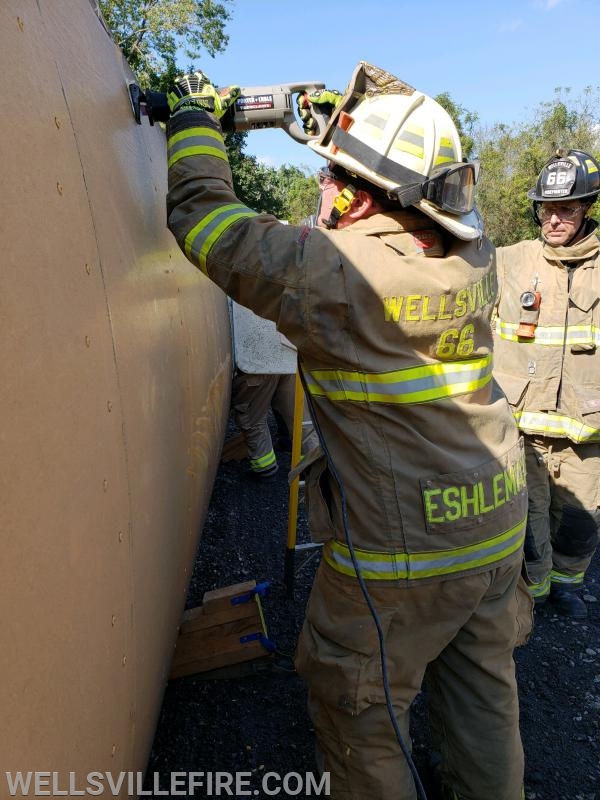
xmin=331 ymin=127 xmax=426 ymax=187
xmin=391 ymin=184 xmax=424 ymax=208
xmin=331 ymin=127 xmax=476 ymax=214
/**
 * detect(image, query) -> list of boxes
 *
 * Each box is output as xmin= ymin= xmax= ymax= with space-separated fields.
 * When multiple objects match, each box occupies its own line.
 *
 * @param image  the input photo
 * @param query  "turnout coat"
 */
xmin=166 ymin=108 xmax=527 ymax=586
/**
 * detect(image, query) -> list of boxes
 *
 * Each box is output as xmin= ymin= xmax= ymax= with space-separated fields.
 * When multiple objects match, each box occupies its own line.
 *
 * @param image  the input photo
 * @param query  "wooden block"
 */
xmin=169 ymin=640 xmax=267 ymax=680
xmin=198 ymin=580 xmax=257 ymax=614
xmin=169 ymin=580 xmax=271 ymax=680
xmin=179 ymin=602 xmax=257 ymax=635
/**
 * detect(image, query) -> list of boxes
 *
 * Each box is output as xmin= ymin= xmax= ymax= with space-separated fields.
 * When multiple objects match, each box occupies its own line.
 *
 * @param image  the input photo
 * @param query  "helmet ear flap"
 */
xmin=531 ymin=201 xmax=542 ymax=227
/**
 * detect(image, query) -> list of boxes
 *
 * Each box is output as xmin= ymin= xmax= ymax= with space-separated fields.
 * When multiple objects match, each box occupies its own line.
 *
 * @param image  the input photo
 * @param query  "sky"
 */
xmin=188 ymin=0 xmax=600 ymax=172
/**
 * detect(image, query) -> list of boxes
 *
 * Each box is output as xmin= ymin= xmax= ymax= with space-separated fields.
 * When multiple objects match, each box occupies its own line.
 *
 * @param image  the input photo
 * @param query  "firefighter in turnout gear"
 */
xmin=493 ymin=149 xmax=600 ymax=619
xmin=230 ymin=368 xmax=318 ymax=479
xmin=165 ymin=62 xmax=531 ymax=800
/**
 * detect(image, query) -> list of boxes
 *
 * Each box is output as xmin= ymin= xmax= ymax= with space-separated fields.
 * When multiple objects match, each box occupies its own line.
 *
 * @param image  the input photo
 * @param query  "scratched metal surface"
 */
xmin=0 ymin=0 xmax=231 ymax=788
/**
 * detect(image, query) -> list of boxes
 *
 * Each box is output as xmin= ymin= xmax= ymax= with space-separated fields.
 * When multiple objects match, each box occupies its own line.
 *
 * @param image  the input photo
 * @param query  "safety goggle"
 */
xmin=536 ymin=203 xmax=587 ymax=221
xmin=421 ymin=162 xmax=479 ymax=215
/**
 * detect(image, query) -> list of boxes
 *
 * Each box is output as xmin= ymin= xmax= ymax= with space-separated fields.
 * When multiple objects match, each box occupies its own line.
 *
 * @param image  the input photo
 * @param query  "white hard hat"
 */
xmin=308 ymin=62 xmax=483 ymax=241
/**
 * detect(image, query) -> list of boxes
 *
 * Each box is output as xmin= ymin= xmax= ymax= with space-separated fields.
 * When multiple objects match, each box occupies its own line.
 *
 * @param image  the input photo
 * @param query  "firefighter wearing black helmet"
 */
xmin=493 ymin=149 xmax=600 ymax=618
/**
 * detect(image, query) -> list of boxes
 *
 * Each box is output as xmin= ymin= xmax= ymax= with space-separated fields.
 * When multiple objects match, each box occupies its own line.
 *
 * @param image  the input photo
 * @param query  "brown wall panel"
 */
xmin=0 ymin=0 xmax=230 ymax=791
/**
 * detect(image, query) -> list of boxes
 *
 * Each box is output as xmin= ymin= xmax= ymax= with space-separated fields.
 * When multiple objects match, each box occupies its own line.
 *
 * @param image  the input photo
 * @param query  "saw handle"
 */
xmin=277 ymin=82 xmax=328 ymax=144
xmin=286 ymin=101 xmax=328 ymax=143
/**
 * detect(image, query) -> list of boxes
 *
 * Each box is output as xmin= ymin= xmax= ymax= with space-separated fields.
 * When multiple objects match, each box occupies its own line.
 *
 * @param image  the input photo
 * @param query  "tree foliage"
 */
xmin=98 ymin=4 xmax=600 ymax=247
xmin=225 ymin=133 xmax=285 ymax=217
xmin=434 ymin=92 xmax=478 ymax=160
xmin=275 ymin=166 xmax=319 ymax=223
xmin=226 ymin=134 xmax=319 ymax=222
xmin=98 ymin=0 xmax=232 ymax=89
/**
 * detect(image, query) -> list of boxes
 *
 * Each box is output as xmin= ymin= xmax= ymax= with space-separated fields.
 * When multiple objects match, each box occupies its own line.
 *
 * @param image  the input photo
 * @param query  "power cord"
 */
xmin=300 ymin=367 xmax=429 ymax=800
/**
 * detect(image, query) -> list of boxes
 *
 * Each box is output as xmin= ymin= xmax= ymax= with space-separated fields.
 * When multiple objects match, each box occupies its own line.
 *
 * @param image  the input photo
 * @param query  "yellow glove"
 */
xmin=167 ymin=71 xmax=240 ymax=118
xmin=297 ymin=88 xmax=342 ymax=135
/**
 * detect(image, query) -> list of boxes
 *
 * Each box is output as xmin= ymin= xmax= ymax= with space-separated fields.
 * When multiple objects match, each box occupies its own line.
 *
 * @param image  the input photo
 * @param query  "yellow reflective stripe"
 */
xmin=393 ymin=127 xmax=425 ymax=159
xmin=168 ymin=145 xmax=228 ymax=167
xmin=435 ymin=136 xmax=457 ymax=166
xmin=184 ymin=204 xmax=257 ymax=273
xmin=168 ymin=126 xmax=223 ymax=147
xmin=167 ymin=126 xmax=227 ymax=167
xmin=514 ymin=410 xmax=600 ymax=442
xmin=250 ymin=449 xmax=276 ymax=470
xmin=324 ymin=517 xmax=526 ymax=580
xmin=529 ymin=575 xmax=551 ymax=598
xmin=496 ymin=319 xmax=600 ymax=347
xmin=305 ymin=356 xmax=492 ymax=405
xmin=393 ymin=140 xmax=424 ymax=159
xmin=550 ymin=569 xmax=584 ymax=586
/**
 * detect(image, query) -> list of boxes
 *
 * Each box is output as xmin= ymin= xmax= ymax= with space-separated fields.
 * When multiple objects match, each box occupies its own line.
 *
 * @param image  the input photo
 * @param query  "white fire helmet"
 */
xmin=308 ymin=62 xmax=483 ymax=241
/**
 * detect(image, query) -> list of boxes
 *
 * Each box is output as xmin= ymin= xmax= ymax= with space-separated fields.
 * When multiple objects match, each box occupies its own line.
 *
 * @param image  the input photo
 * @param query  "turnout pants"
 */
xmin=295 ymin=558 xmax=532 ymax=800
xmin=231 ymin=371 xmax=317 ymax=473
xmin=523 ymin=435 xmax=600 ymax=597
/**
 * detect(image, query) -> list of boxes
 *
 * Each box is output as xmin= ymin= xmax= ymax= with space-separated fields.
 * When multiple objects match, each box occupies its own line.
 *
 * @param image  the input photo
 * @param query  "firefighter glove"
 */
xmin=167 ymin=71 xmax=241 ymax=118
xmin=297 ymin=88 xmax=342 ymax=134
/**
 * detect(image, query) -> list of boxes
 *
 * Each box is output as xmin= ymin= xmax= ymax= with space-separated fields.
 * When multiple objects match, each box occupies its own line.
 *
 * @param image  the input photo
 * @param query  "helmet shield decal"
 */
xmin=527 ymin=149 xmax=600 ymax=204
xmin=539 ymin=159 xmax=577 ymax=199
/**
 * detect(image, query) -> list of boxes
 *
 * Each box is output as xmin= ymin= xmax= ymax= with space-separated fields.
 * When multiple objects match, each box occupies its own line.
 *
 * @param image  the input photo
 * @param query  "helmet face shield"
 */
xmin=423 ymin=162 xmax=477 ymax=215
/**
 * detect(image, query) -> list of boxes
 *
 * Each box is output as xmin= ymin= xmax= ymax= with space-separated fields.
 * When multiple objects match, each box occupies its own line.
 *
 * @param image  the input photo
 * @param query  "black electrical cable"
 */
xmin=299 ymin=366 xmax=429 ymax=800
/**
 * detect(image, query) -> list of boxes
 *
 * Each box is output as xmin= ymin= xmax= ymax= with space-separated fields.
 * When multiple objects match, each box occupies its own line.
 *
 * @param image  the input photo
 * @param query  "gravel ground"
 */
xmin=145 ymin=415 xmax=600 ymax=800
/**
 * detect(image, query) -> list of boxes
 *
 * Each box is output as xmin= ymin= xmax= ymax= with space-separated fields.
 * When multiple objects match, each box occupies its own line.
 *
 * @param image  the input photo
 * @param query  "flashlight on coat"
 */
xmin=516 ymin=291 xmax=541 ymax=339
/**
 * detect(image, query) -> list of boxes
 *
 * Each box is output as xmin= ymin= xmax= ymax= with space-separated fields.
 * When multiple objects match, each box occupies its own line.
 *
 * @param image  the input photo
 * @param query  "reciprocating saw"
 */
xmin=129 ymin=82 xmax=328 ymax=143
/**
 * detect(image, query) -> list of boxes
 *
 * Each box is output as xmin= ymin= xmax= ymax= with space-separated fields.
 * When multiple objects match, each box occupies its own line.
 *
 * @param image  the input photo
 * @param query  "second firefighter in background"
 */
xmin=493 ymin=149 xmax=600 ymax=619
